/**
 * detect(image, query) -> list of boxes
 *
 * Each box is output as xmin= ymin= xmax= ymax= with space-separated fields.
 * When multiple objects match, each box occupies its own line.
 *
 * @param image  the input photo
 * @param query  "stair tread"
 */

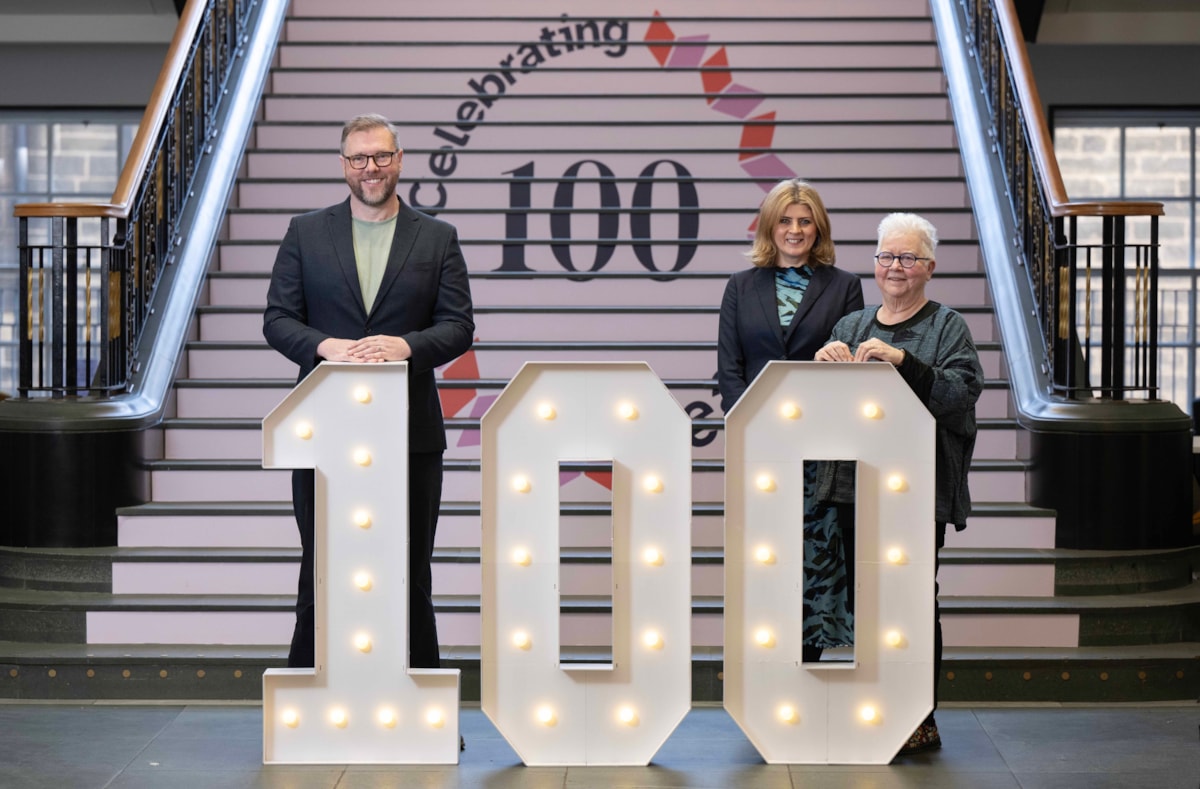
xmin=3 ymin=584 xmax=1192 ymax=613
xmin=0 ymin=640 xmax=1190 ymax=665
xmin=115 ymin=500 xmax=1043 ymax=518
xmin=143 ymin=457 xmax=1029 ymax=472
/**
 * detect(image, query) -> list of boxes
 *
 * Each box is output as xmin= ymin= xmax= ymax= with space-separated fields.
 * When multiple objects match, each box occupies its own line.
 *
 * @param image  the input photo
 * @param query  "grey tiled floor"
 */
xmin=0 ymin=702 xmax=1197 ymax=788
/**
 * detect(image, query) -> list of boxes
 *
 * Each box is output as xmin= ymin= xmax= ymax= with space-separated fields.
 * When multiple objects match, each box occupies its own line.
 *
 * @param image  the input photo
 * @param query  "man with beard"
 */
xmin=263 ymin=113 xmax=475 ymax=671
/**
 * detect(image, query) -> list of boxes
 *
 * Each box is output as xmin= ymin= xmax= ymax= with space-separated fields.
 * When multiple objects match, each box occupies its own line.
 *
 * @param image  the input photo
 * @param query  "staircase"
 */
xmin=1 ymin=0 xmax=1196 ymax=702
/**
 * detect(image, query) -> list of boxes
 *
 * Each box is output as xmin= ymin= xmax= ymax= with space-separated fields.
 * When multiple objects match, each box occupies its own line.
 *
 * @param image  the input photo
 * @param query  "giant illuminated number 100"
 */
xmin=724 ymin=361 xmax=936 ymax=764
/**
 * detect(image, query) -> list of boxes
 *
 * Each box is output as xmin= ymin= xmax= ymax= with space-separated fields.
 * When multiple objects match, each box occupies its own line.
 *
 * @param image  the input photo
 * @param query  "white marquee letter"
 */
xmin=481 ymin=362 xmax=691 ymax=765
xmin=724 ymin=361 xmax=936 ymax=763
xmin=262 ymin=363 xmax=460 ymax=764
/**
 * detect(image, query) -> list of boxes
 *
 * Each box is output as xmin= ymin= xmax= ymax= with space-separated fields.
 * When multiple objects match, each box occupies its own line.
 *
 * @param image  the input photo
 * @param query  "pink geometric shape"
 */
xmin=559 ymin=471 xmax=583 ymax=487
xmin=455 ymin=394 xmax=499 ymax=447
xmin=741 ymin=153 xmax=797 ymax=188
xmin=711 ymin=84 xmax=766 ymax=119
xmin=468 ymin=394 xmax=499 ymax=419
xmin=666 ymin=35 xmax=709 ymax=69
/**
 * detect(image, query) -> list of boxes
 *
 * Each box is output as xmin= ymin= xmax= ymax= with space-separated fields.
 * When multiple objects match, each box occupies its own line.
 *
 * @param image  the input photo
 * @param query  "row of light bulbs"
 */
xmin=280 ymin=706 xmax=446 ymax=730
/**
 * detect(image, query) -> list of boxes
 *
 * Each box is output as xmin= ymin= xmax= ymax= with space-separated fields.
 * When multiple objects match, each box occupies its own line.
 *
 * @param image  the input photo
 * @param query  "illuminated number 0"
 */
xmin=480 ymin=362 xmax=692 ymax=765
xmin=723 ymin=362 xmax=937 ymax=764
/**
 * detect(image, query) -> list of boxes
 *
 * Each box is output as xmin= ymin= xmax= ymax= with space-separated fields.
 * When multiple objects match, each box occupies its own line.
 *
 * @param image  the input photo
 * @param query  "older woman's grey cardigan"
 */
xmin=820 ymin=302 xmax=984 ymax=529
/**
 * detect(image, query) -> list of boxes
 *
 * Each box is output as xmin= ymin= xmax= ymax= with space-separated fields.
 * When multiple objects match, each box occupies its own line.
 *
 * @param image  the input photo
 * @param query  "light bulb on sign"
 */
xmin=617 ymin=705 xmax=639 ymax=726
xmin=754 ymin=545 xmax=775 ymax=565
xmin=353 ymin=447 xmax=372 ymax=467
xmin=886 ymin=474 xmax=906 ymax=492
xmin=885 ymin=629 xmax=903 ymax=648
xmin=353 ymin=386 xmax=372 ymax=404
xmin=886 ymin=547 xmax=905 ymax=564
xmin=330 ymin=708 xmax=348 ymax=728
xmin=642 ymin=547 xmax=663 ymax=566
xmin=353 ymin=510 xmax=372 ymax=529
xmin=642 ymin=475 xmax=663 ymax=493
xmin=512 ymin=474 xmax=531 ymax=493
xmin=536 ymin=706 xmax=557 ymax=726
xmin=859 ymin=705 xmax=879 ymax=724
xmin=755 ymin=474 xmax=775 ymax=492
xmin=642 ymin=630 xmax=663 ymax=650
xmin=425 ymin=708 xmax=445 ymax=729
xmin=377 ymin=708 xmax=397 ymax=728
xmin=616 ymin=401 xmax=638 ymax=420
xmin=512 ymin=631 xmax=531 ymax=650
xmin=779 ymin=401 xmax=800 ymax=420
xmin=281 ymin=709 xmax=299 ymax=728
xmin=862 ymin=402 xmax=882 ymax=419
xmin=754 ymin=628 xmax=775 ymax=648
xmin=353 ymin=632 xmax=372 ymax=653
xmin=294 ymin=421 xmax=313 ymax=440
xmin=535 ymin=402 xmax=556 ymax=420
xmin=511 ymin=547 xmax=531 ymax=566
xmin=777 ymin=704 xmax=798 ymax=724
xmin=353 ymin=571 xmax=372 ymax=591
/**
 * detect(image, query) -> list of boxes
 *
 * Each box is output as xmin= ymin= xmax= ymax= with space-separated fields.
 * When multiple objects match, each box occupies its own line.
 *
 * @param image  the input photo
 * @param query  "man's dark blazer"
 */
xmin=717 ymin=264 xmax=864 ymax=414
xmin=263 ymin=197 xmax=474 ymax=453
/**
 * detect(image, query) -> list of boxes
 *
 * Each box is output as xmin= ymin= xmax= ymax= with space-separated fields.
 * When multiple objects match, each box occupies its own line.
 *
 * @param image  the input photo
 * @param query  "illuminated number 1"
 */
xmin=261 ymin=363 xmax=460 ymax=764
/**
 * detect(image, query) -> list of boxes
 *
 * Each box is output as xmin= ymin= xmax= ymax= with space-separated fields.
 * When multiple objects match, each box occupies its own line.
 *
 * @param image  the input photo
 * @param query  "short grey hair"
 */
xmin=876 ymin=213 xmax=938 ymax=260
xmin=340 ymin=114 xmax=400 ymax=154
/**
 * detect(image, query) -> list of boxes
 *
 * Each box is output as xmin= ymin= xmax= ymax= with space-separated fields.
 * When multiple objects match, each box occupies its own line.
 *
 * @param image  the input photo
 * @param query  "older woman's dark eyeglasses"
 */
xmin=874 ymin=252 xmax=929 ymax=269
xmin=344 ymin=151 xmax=397 ymax=169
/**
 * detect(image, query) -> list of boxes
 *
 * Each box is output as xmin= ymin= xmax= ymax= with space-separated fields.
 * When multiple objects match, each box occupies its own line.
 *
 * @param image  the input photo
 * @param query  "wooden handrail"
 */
xmin=1057 ymin=201 xmax=1165 ymax=218
xmin=990 ymin=0 xmax=1067 ymax=212
xmin=12 ymin=0 xmax=208 ymax=221
xmin=991 ymin=0 xmax=1162 ymax=219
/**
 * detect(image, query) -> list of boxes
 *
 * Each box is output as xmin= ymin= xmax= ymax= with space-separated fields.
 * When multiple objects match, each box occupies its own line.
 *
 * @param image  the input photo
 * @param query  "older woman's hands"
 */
xmin=852 ymin=337 xmax=905 ymax=366
xmin=815 ymin=338 xmax=905 ymax=366
xmin=814 ymin=340 xmax=853 ymax=362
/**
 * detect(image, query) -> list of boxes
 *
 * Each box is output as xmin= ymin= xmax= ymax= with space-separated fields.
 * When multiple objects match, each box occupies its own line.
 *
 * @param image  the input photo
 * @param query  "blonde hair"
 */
xmin=746 ymin=179 xmax=836 ymax=268
xmin=877 ymin=212 xmax=938 ymax=260
xmin=340 ymin=113 xmax=401 ymax=154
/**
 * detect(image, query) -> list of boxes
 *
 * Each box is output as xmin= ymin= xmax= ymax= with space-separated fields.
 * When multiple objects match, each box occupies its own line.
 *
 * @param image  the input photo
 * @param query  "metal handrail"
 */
xmin=13 ymin=0 xmax=252 ymax=398
xmin=964 ymin=0 xmax=1163 ymax=399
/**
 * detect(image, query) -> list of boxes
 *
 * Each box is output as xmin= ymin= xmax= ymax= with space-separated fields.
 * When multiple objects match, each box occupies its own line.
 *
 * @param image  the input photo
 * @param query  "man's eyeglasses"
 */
xmin=344 ymin=151 xmax=398 ymax=169
xmin=874 ymin=252 xmax=929 ymax=269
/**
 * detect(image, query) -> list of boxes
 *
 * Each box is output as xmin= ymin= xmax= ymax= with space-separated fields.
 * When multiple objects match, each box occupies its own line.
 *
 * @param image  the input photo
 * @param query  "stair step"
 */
xmin=276 ymin=41 xmax=942 ymax=70
xmin=281 ymin=16 xmax=937 ymax=45
xmin=238 ymin=150 xmax=960 ymax=182
xmin=216 ymin=236 xmax=985 ymax=275
xmin=2 ymin=583 xmax=1195 ymax=650
xmin=117 ymin=500 xmax=1054 ymax=552
xmin=199 ymin=300 xmax=997 ymax=343
xmin=253 ymin=120 xmax=960 ymax=153
xmin=2 ymin=638 xmax=1192 ymax=703
xmin=225 ymin=200 xmax=975 ymax=241
xmin=169 ymin=374 xmax=1010 ymax=421
xmin=205 ymin=269 xmax=993 ymax=309
xmin=183 ymin=336 xmax=1006 ymax=381
xmin=142 ymin=456 xmax=1028 ymax=504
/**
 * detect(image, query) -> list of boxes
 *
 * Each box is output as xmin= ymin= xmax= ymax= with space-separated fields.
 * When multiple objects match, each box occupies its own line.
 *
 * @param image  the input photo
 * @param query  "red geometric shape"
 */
xmin=645 ymin=11 xmax=676 ymax=67
xmin=584 ymin=470 xmax=614 ymax=490
xmin=739 ymin=111 xmax=777 ymax=161
xmin=438 ymin=345 xmax=479 ymax=416
xmin=700 ymin=47 xmax=732 ymax=104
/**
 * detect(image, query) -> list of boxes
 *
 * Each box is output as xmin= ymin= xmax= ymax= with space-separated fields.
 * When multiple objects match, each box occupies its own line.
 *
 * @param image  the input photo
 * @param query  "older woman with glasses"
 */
xmin=816 ymin=212 xmax=983 ymax=755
